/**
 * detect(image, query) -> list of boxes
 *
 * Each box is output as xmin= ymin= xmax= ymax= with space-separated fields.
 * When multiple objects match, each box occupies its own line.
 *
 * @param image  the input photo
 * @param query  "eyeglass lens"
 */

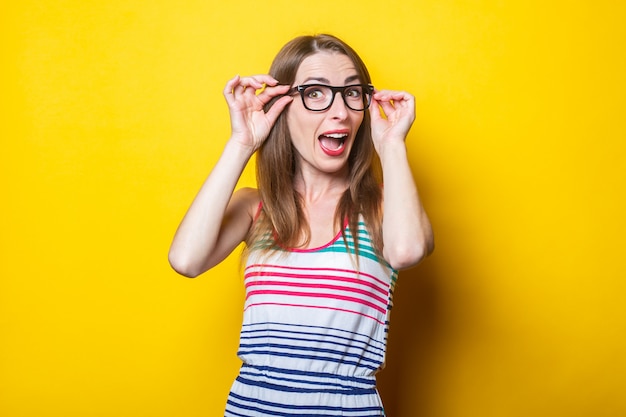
xmin=301 ymin=85 xmax=371 ymax=111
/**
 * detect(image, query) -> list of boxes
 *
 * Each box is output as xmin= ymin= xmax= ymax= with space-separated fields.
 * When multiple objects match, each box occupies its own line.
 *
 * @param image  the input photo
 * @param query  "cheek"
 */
xmin=355 ymin=113 xmax=365 ymax=127
xmin=286 ymin=112 xmax=303 ymax=142
xmin=351 ymin=115 xmax=366 ymax=138
xmin=287 ymin=109 xmax=319 ymax=142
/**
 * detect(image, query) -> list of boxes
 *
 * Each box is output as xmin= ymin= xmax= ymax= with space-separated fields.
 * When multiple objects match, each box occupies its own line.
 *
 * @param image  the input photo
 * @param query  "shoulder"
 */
xmin=232 ymin=187 xmax=261 ymax=220
xmin=234 ymin=186 xmax=260 ymax=200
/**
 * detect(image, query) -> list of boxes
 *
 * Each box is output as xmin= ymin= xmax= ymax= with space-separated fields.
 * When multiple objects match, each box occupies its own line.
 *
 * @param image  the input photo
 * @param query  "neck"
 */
xmin=293 ymin=167 xmax=349 ymax=204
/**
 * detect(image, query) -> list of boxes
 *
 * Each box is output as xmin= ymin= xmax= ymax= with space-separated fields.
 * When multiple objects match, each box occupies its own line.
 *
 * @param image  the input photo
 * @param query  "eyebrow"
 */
xmin=300 ymin=75 xmax=361 ymax=85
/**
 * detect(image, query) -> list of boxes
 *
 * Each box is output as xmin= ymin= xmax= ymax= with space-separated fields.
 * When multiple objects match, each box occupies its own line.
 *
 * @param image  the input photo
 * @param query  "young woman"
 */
xmin=169 ymin=34 xmax=434 ymax=416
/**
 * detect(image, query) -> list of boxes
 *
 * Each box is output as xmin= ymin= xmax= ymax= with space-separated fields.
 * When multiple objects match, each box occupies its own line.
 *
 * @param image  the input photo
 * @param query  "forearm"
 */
xmin=379 ymin=141 xmax=434 ymax=270
xmin=168 ymin=139 xmax=254 ymax=277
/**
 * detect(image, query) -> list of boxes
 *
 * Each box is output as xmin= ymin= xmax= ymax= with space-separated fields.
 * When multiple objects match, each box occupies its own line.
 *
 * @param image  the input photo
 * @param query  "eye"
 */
xmin=304 ymin=87 xmax=326 ymax=100
xmin=344 ymin=86 xmax=363 ymax=99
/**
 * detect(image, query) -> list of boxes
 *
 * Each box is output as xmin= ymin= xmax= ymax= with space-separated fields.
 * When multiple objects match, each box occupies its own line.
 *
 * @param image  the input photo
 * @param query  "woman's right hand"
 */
xmin=223 ymin=75 xmax=293 ymax=153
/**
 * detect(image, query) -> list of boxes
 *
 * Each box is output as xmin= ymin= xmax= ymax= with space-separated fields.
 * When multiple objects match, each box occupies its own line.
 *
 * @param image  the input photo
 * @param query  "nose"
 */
xmin=328 ymin=91 xmax=348 ymax=119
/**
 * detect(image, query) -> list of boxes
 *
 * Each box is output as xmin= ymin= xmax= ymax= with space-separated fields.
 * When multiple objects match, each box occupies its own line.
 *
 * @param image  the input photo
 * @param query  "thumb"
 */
xmin=265 ymin=95 xmax=293 ymax=124
xmin=369 ymin=97 xmax=384 ymax=122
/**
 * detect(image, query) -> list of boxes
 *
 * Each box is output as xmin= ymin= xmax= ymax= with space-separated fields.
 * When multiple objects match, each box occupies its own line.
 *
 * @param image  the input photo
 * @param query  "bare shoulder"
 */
xmin=231 ymin=187 xmax=261 ymax=220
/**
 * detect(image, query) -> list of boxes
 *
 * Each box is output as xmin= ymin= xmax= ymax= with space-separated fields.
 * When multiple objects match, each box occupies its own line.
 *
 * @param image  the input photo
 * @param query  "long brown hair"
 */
xmin=246 ymin=34 xmax=383 ymax=258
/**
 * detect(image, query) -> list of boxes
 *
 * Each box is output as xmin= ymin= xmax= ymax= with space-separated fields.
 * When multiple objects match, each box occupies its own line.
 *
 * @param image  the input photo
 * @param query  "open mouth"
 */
xmin=318 ymin=132 xmax=348 ymax=156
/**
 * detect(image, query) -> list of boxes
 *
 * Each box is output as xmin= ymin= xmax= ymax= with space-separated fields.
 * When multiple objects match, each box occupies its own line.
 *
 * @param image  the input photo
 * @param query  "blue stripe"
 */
xmin=237 ymin=349 xmax=380 ymax=371
xmin=226 ymin=400 xmax=383 ymax=417
xmin=237 ymin=370 xmax=370 ymax=391
xmin=226 ymin=396 xmax=382 ymax=416
xmin=241 ymin=322 xmax=387 ymax=350
xmin=238 ymin=342 xmax=383 ymax=367
xmin=232 ymin=377 xmax=378 ymax=396
xmin=241 ymin=321 xmax=381 ymax=336
xmin=239 ymin=364 xmax=377 ymax=387
xmin=227 ymin=390 xmax=383 ymax=417
xmin=240 ymin=330 xmax=386 ymax=356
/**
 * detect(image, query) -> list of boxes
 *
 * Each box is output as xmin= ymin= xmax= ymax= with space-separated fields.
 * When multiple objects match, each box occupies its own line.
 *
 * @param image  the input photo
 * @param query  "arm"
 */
xmin=369 ymin=90 xmax=434 ymax=270
xmin=168 ymin=75 xmax=292 ymax=277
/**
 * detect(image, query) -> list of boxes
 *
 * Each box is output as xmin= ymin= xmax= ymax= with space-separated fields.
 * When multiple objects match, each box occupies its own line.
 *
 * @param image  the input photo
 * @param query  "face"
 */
xmin=286 ymin=51 xmax=365 ymax=177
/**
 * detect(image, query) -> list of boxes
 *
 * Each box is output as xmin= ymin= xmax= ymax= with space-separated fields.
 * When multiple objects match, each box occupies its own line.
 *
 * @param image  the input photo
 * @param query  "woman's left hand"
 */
xmin=369 ymin=89 xmax=434 ymax=270
xmin=369 ymin=89 xmax=416 ymax=153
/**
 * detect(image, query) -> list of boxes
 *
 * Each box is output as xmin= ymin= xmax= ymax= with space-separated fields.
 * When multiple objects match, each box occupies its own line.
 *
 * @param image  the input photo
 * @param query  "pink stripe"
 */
xmin=245 ymin=271 xmax=388 ymax=297
xmin=244 ymin=273 xmax=388 ymax=302
xmin=246 ymin=280 xmax=388 ymax=306
xmin=244 ymin=302 xmax=386 ymax=325
xmin=246 ymin=289 xmax=387 ymax=315
xmin=246 ymin=263 xmax=387 ymax=287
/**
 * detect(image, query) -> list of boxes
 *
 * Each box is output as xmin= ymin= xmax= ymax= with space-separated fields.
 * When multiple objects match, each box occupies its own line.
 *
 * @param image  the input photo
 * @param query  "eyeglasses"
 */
xmin=289 ymin=83 xmax=374 ymax=112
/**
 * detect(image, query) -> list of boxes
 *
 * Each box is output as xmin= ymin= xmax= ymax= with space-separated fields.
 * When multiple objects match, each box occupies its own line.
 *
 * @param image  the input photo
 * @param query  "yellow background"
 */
xmin=2 ymin=1 xmax=625 ymax=416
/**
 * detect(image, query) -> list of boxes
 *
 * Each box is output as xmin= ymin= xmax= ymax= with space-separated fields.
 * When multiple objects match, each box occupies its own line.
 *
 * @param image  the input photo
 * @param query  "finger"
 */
xmin=251 ymin=74 xmax=280 ymax=86
xmin=377 ymin=99 xmax=396 ymax=117
xmin=381 ymin=92 xmax=415 ymax=116
xmin=265 ymin=95 xmax=293 ymax=123
xmin=374 ymin=89 xmax=413 ymax=102
xmin=239 ymin=74 xmax=280 ymax=91
xmin=237 ymin=77 xmax=283 ymax=103
xmin=369 ymin=97 xmax=385 ymax=121
xmin=256 ymin=84 xmax=291 ymax=104
xmin=225 ymin=75 xmax=265 ymax=102
xmin=238 ymin=78 xmax=263 ymax=92
xmin=373 ymin=89 xmax=394 ymax=101
xmin=224 ymin=74 xmax=255 ymax=98
xmin=223 ymin=75 xmax=241 ymax=104
xmin=371 ymin=91 xmax=397 ymax=116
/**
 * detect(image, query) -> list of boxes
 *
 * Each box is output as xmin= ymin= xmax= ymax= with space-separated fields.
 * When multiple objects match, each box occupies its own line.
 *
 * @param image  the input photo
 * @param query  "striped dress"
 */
xmin=224 ymin=220 xmax=398 ymax=417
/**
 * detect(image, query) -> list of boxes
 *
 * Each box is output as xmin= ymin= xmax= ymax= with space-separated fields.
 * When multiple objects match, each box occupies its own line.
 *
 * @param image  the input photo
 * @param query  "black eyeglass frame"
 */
xmin=288 ymin=83 xmax=375 ymax=112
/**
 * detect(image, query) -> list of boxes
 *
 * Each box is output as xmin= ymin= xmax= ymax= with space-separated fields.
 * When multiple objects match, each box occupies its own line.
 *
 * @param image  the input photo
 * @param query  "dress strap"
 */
xmin=253 ymin=201 xmax=264 ymax=222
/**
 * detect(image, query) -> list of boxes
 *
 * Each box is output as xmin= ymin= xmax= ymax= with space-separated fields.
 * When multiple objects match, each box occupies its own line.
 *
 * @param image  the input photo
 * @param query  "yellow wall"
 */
xmin=1 ymin=1 xmax=624 ymax=416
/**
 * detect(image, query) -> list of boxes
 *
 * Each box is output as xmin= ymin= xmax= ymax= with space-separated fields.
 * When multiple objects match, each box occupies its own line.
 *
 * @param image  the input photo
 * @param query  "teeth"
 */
xmin=324 ymin=133 xmax=348 ymax=139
